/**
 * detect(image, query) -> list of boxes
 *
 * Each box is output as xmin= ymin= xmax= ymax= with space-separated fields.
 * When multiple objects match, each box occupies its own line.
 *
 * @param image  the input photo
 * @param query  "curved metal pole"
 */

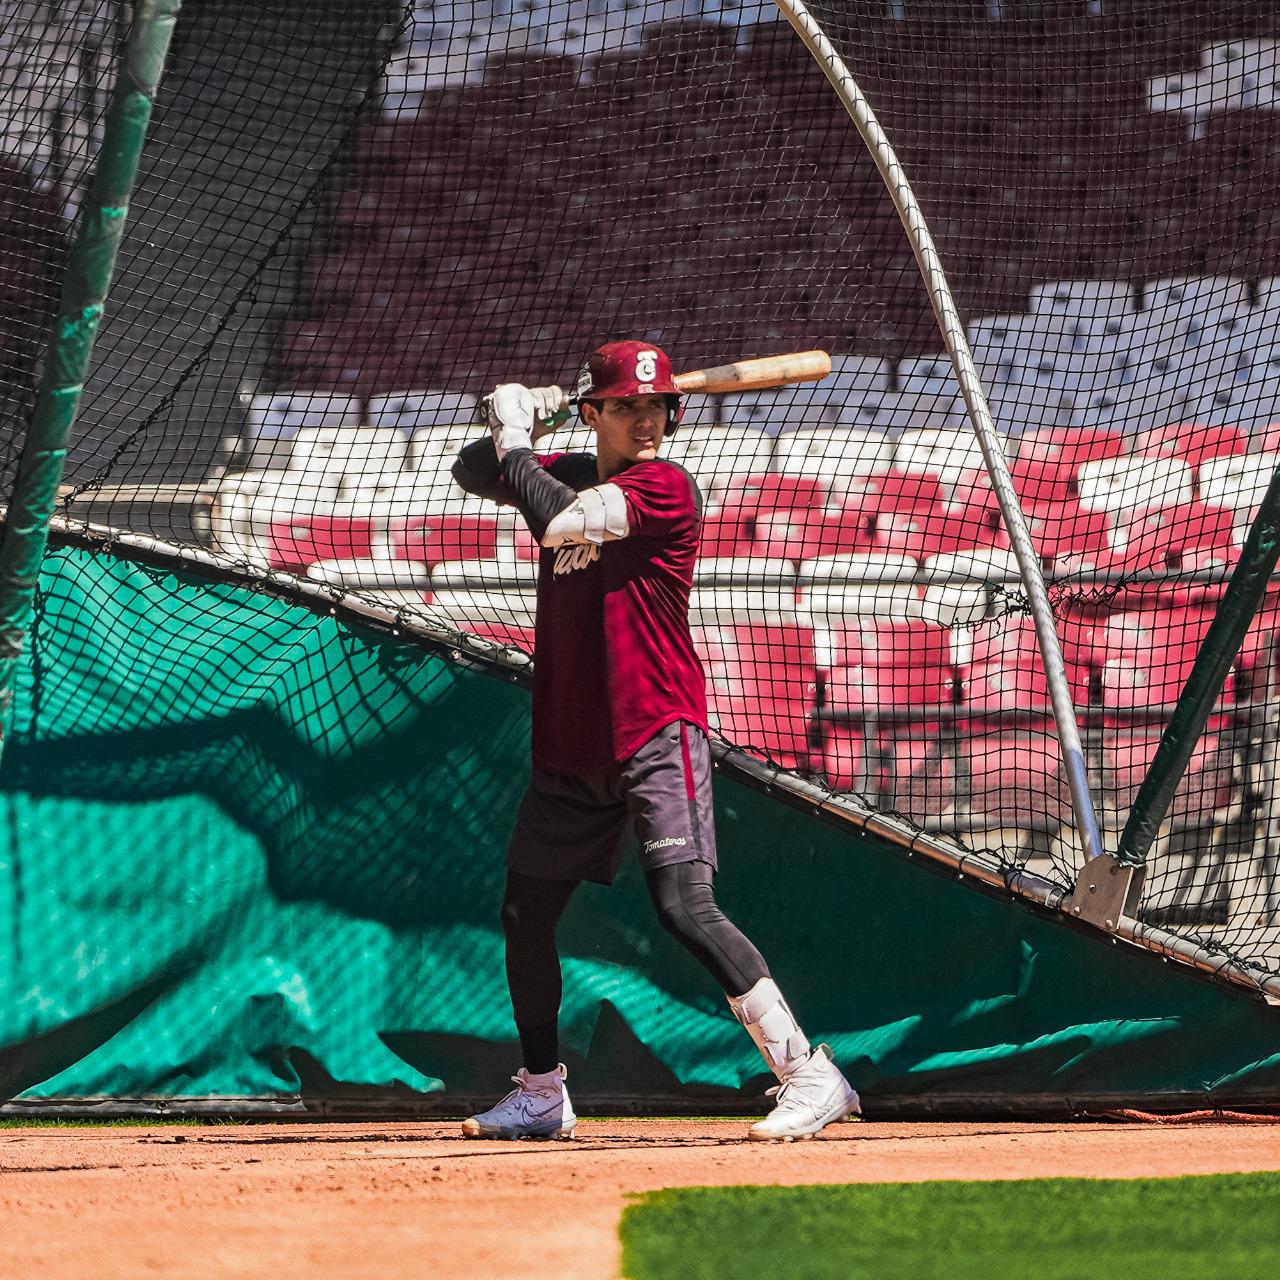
xmin=771 ymin=0 xmax=1104 ymax=866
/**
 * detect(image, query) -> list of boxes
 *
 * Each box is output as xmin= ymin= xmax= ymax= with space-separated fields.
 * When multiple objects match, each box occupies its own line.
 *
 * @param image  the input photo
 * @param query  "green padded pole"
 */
xmin=1116 ymin=460 xmax=1280 ymax=868
xmin=0 ymin=0 xmax=182 ymax=748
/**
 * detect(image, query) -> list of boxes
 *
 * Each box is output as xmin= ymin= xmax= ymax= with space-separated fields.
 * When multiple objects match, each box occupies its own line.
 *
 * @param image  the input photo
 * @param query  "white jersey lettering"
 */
xmin=553 ymin=542 xmax=600 ymax=576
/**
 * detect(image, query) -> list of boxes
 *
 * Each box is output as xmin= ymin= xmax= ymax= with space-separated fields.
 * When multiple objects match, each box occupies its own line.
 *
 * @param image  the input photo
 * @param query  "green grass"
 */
xmin=621 ymin=1173 xmax=1280 ymax=1280
xmin=0 ymin=1116 xmax=229 ymax=1128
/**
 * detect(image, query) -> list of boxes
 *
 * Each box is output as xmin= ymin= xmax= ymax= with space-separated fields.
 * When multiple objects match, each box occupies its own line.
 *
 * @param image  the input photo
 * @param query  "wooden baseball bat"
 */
xmin=529 ymin=350 xmax=832 ymax=427
xmin=673 ymin=350 xmax=832 ymax=395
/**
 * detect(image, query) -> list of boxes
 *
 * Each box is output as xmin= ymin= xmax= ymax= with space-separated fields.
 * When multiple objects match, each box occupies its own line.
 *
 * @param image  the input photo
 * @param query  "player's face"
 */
xmin=585 ymin=395 xmax=668 ymax=468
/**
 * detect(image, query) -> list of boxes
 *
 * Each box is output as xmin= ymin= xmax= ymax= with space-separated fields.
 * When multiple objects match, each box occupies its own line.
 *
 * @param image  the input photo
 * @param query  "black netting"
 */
xmin=2 ymin=0 xmax=1279 ymax=984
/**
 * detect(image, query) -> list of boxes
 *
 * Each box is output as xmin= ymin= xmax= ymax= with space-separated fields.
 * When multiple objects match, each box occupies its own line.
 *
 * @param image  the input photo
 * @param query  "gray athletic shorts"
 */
xmin=507 ymin=720 xmax=718 ymax=885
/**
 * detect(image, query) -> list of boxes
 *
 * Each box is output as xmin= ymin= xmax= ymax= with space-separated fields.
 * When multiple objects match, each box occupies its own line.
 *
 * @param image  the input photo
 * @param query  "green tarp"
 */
xmin=0 ymin=546 xmax=1277 ymax=1109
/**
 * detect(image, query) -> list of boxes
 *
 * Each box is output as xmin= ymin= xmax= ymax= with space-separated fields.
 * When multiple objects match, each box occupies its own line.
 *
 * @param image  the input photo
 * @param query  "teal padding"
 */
xmin=0 ymin=547 xmax=1278 ymax=1106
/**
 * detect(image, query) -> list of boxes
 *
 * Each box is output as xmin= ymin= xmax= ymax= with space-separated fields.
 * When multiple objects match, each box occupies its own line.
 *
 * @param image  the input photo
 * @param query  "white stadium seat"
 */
xmin=693 ymin=557 xmax=798 ymax=588
xmin=1198 ymin=454 xmax=1280 ymax=527
xmin=797 ymin=552 xmax=927 ymax=623
xmin=894 ymin=426 xmax=1001 ymax=504
xmin=771 ymin=426 xmax=895 ymax=494
xmin=688 ymin=587 xmax=802 ymax=629
xmin=921 ymin=549 xmax=1023 ymax=628
xmin=663 ymin=428 xmax=774 ymax=504
xmin=287 ymin=427 xmax=409 ymax=503
xmin=1077 ymin=455 xmax=1194 ymax=516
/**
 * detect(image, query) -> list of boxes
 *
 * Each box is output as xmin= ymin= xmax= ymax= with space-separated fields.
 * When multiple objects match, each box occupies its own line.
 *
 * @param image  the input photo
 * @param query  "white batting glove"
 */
xmin=483 ymin=383 xmax=536 ymax=460
xmin=529 ymin=385 xmax=570 ymax=438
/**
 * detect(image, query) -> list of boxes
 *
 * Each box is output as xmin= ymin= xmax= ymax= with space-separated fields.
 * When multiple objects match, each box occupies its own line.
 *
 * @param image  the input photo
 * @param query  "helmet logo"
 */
xmin=635 ymin=350 xmax=658 ymax=382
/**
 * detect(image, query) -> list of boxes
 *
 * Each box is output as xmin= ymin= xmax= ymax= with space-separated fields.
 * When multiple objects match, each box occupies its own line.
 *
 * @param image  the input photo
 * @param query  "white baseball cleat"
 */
xmin=747 ymin=1044 xmax=861 ymax=1143
xmin=461 ymin=1064 xmax=577 ymax=1140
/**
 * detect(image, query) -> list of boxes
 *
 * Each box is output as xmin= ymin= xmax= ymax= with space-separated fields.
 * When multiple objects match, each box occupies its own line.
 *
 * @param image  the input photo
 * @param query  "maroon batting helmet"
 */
xmin=574 ymin=340 xmax=684 ymax=430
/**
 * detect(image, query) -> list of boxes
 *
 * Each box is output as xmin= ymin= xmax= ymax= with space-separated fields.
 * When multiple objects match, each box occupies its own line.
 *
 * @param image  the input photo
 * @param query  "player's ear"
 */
xmin=580 ymin=400 xmax=601 ymax=430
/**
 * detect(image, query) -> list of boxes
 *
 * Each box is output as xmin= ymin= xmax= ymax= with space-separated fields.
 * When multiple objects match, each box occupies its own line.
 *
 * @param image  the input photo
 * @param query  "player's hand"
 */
xmin=529 ymin=385 xmax=570 ymax=439
xmin=482 ymin=383 xmax=536 ymax=460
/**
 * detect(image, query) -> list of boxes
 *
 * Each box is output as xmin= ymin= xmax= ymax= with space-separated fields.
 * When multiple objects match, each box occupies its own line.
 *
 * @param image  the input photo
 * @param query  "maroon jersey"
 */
xmin=529 ymin=453 xmax=708 ymax=774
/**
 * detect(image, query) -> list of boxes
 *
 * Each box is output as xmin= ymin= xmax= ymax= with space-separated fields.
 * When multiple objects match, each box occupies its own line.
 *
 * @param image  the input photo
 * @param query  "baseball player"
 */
xmin=450 ymin=340 xmax=859 ymax=1141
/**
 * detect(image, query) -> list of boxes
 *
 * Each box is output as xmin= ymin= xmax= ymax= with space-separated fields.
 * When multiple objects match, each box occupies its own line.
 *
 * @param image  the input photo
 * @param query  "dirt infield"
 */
xmin=2 ymin=1119 xmax=1278 ymax=1279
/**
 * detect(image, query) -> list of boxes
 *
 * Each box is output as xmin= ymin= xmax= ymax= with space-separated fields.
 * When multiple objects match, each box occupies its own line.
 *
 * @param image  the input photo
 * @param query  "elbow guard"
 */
xmin=541 ymin=483 xmax=630 ymax=548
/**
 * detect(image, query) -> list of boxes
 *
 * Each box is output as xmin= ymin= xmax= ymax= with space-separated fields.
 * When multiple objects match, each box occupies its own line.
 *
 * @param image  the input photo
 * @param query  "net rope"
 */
xmin=1 ymin=0 xmax=1279 ymax=986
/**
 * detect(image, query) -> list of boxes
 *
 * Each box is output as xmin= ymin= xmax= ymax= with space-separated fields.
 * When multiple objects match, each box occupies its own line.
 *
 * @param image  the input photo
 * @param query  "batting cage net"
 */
xmin=3 ymin=0 xmax=1280 ymax=1021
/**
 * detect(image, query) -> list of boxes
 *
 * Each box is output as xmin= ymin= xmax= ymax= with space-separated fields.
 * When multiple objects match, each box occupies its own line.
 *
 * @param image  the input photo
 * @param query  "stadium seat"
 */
xmin=824 ymin=353 xmax=891 ymax=396
xmin=1094 ymin=606 xmax=1240 ymax=712
xmin=798 ymin=552 xmax=928 ymax=624
xmin=771 ymin=426 xmax=895 ymax=493
xmin=1198 ymin=453 xmax=1280 ymax=530
xmin=1141 ymin=274 xmax=1252 ymax=326
xmin=751 ymin=507 xmax=875 ymax=563
xmin=280 ymin=426 xmax=409 ymax=507
xmin=1014 ymin=426 xmax=1126 ymax=466
xmin=1093 ymin=729 xmax=1234 ymax=832
xmin=841 ymin=468 xmax=947 ymax=538
xmin=1135 ymin=421 xmax=1247 ymax=471
xmin=922 ymin=549 xmax=1024 ymax=628
xmin=405 ymin=419 xmax=481 ymax=471
xmin=822 ymin=617 xmax=953 ymax=675
xmin=688 ymin=585 xmax=803 ymax=632
xmin=720 ymin=384 xmax=830 ymax=435
xmin=1028 ymin=279 xmax=1138 ymax=321
xmin=961 ymin=731 xmax=1072 ymax=835
xmin=693 ymin=556 xmax=796 ymax=589
xmin=390 ymin=511 xmax=504 ymax=566
xmin=958 ymin=491 xmax=1106 ymax=569
xmin=1179 ymin=377 xmax=1280 ymax=432
xmin=834 ymin=391 xmax=939 ymax=436
xmin=663 ymin=428 xmax=774 ymax=505
xmin=874 ymin=507 xmax=1000 ymax=561
xmin=696 ymin=621 xmax=817 ymax=769
xmin=1077 ymin=455 xmax=1194 ymax=517
xmin=894 ymin=427 xmax=998 ymax=507
xmin=821 ymin=660 xmax=959 ymax=820
xmin=715 ymin=474 xmax=828 ymax=535
xmin=267 ymin=515 xmax=379 ymax=571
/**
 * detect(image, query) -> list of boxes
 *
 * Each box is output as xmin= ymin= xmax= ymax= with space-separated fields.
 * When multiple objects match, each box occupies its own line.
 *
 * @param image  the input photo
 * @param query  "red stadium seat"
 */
xmin=752 ymin=507 xmax=874 ymax=563
xmin=961 ymin=732 xmax=1072 ymax=832
xmin=1094 ymin=730 xmax=1234 ymax=829
xmin=821 ymin=661 xmax=960 ymax=821
xmin=267 ymin=516 xmax=378 ymax=571
xmin=1016 ymin=427 xmax=1126 ymax=467
xmin=391 ymin=514 xmax=501 ymax=566
xmin=699 ymin=512 xmax=759 ymax=559
xmin=842 ymin=618 xmax=954 ymax=673
xmin=1105 ymin=502 xmax=1239 ymax=603
xmin=1094 ymin=606 xmax=1244 ymax=712
xmin=1136 ymin=422 xmax=1247 ymax=473
xmin=467 ymin=621 xmax=537 ymax=654
xmin=715 ymin=475 xmax=829 ymax=541
xmin=697 ymin=623 xmax=817 ymax=770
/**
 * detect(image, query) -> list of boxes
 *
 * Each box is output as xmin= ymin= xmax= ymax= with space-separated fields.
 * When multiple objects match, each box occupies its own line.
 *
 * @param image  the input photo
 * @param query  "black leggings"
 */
xmin=500 ymin=862 xmax=769 ymax=1074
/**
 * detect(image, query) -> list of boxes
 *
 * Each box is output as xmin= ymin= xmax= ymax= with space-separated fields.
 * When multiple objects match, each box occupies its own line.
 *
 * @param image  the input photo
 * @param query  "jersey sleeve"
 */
xmin=611 ymin=461 xmax=701 ymax=538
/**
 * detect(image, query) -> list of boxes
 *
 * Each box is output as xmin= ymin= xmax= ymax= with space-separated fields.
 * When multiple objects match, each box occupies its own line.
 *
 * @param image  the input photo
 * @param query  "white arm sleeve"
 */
xmin=540 ymin=483 xmax=631 ymax=548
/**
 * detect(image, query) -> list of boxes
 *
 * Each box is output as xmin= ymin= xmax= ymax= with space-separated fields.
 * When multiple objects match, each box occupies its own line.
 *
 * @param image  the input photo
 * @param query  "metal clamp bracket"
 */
xmin=1065 ymin=855 xmax=1147 ymax=932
